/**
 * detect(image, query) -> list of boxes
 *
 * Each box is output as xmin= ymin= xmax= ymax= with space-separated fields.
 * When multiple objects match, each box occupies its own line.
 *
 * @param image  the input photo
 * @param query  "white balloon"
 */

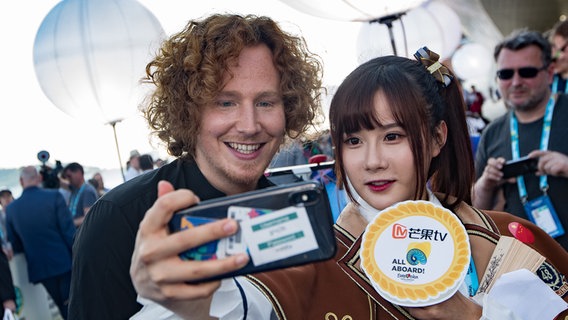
xmin=279 ymin=0 xmax=428 ymax=22
xmin=451 ymin=43 xmax=493 ymax=80
xmin=424 ymin=1 xmax=462 ymax=59
xmin=33 ymin=0 xmax=165 ymax=124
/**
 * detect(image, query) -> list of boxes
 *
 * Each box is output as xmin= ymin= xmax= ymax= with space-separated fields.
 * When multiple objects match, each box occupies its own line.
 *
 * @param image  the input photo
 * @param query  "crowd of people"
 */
xmin=0 ymin=12 xmax=567 ymax=320
xmin=0 ymin=156 xmax=163 ymax=319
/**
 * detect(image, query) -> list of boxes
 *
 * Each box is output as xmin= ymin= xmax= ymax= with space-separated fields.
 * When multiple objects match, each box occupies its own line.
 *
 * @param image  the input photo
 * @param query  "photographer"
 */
xmin=37 ymin=151 xmax=70 ymax=205
xmin=37 ymin=151 xmax=63 ymax=189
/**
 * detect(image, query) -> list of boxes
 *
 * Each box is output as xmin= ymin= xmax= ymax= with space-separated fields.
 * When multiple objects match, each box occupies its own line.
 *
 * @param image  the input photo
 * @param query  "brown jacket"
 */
xmin=248 ymin=202 xmax=568 ymax=319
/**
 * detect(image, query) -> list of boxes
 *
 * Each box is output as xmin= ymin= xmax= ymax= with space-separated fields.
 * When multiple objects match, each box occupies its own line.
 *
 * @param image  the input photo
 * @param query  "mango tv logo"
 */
xmin=392 ymin=223 xmax=407 ymax=239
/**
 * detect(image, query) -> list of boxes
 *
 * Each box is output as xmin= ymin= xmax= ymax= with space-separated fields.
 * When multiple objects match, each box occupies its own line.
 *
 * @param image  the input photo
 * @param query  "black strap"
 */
xmin=234 ymin=277 xmax=248 ymax=319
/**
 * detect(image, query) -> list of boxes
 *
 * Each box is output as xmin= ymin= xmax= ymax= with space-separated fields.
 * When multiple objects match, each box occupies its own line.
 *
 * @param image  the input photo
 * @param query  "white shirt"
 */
xmin=124 ymin=167 xmax=141 ymax=181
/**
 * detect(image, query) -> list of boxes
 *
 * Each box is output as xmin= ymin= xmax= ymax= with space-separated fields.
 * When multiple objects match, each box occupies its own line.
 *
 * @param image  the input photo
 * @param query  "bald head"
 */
xmin=20 ymin=166 xmax=42 ymax=188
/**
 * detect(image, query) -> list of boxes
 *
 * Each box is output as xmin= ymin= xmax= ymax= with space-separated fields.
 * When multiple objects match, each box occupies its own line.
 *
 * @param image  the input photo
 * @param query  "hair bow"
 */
xmin=414 ymin=47 xmax=453 ymax=87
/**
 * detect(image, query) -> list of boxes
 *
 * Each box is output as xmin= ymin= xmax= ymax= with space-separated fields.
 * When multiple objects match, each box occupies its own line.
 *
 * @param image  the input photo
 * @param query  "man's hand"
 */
xmin=130 ymin=180 xmax=249 ymax=318
xmin=529 ymin=150 xmax=568 ymax=178
xmin=473 ymin=157 xmax=509 ymax=210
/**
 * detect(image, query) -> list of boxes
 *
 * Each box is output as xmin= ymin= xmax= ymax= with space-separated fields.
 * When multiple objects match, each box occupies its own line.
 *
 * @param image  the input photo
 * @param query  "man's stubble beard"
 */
xmin=506 ymin=87 xmax=549 ymax=113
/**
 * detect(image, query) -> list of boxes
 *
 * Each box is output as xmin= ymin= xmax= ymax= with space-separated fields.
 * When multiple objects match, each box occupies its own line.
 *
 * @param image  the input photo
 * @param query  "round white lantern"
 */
xmin=451 ymin=42 xmax=493 ymax=81
xmin=33 ymin=0 xmax=165 ymax=124
xmin=279 ymin=0 xmax=428 ymax=22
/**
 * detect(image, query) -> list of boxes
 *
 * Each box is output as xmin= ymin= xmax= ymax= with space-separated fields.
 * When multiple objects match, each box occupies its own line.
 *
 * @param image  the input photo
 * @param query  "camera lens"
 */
xmin=37 ymin=150 xmax=50 ymax=162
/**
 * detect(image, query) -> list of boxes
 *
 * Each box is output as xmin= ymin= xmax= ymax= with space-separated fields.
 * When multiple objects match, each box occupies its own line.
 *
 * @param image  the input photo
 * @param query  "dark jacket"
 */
xmin=6 ymin=186 xmax=75 ymax=283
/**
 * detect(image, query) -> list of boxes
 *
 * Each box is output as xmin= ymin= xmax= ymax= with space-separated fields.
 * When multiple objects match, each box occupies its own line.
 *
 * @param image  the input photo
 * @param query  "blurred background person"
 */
xmin=0 ymin=248 xmax=16 ymax=318
xmin=124 ymin=150 xmax=142 ymax=181
xmin=62 ymin=162 xmax=98 ymax=227
xmin=138 ymin=154 xmax=154 ymax=173
xmin=5 ymin=166 xmax=75 ymax=319
xmin=0 ymin=189 xmax=13 ymax=260
xmin=153 ymin=158 xmax=166 ymax=168
xmin=550 ymin=19 xmax=568 ymax=94
xmin=269 ymin=139 xmax=308 ymax=169
xmin=91 ymin=172 xmax=109 ymax=197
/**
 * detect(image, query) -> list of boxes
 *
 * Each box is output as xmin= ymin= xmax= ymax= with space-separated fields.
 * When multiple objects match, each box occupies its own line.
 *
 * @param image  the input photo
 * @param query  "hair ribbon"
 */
xmin=414 ymin=46 xmax=453 ymax=87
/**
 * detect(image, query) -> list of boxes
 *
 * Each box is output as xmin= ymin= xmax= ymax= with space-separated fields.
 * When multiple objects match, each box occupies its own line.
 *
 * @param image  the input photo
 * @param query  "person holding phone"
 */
xmin=67 ymin=14 xmax=324 ymax=319
xmin=473 ymin=29 xmax=568 ymax=250
xmin=130 ymin=48 xmax=568 ymax=319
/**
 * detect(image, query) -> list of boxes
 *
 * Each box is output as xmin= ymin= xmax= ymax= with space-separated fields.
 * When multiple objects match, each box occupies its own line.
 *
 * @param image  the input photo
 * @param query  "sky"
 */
xmin=0 ymin=0 xmax=363 ymax=171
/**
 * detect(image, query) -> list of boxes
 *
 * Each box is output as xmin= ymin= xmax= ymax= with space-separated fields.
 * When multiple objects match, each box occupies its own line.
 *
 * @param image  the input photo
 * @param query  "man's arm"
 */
xmin=4 ymin=211 xmax=22 ymax=254
xmin=473 ymin=157 xmax=507 ymax=210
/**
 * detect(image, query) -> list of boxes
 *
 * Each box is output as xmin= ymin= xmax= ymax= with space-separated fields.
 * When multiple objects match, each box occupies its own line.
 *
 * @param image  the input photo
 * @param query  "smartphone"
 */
xmin=501 ymin=156 xmax=539 ymax=179
xmin=168 ymin=181 xmax=337 ymax=283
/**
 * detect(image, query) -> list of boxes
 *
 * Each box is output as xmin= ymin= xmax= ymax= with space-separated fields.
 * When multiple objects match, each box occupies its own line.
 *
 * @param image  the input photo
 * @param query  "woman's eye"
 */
xmin=344 ymin=137 xmax=360 ymax=145
xmin=384 ymin=133 xmax=401 ymax=141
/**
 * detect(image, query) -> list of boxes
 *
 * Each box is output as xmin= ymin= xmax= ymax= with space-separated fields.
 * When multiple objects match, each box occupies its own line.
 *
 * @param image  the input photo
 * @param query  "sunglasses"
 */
xmin=496 ymin=66 xmax=547 ymax=80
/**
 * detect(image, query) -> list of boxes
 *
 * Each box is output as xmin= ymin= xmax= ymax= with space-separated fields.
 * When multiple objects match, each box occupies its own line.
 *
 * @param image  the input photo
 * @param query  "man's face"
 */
xmin=0 ymin=194 xmax=13 ymax=208
xmin=496 ymin=46 xmax=552 ymax=113
xmin=194 ymin=44 xmax=285 ymax=195
xmin=64 ymin=170 xmax=83 ymax=189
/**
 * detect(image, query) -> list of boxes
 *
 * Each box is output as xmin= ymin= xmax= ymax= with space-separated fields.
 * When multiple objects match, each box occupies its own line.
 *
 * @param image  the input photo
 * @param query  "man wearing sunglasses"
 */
xmin=473 ymin=29 xmax=568 ymax=251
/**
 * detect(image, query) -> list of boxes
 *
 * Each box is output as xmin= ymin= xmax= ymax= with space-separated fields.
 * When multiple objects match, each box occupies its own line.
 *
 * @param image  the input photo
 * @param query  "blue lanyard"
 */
xmin=509 ymin=95 xmax=555 ymax=203
xmin=465 ymin=256 xmax=479 ymax=296
xmin=552 ymin=75 xmax=568 ymax=94
xmin=70 ymin=184 xmax=86 ymax=217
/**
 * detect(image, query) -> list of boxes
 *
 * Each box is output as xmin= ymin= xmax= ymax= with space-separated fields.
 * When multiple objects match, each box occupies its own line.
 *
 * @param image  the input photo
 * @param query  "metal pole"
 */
xmin=371 ymin=12 xmax=406 ymax=57
xmin=109 ymin=120 xmax=126 ymax=182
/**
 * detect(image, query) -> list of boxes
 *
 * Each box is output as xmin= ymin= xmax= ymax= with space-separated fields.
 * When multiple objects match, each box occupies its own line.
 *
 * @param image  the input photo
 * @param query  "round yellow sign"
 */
xmin=360 ymin=200 xmax=470 ymax=307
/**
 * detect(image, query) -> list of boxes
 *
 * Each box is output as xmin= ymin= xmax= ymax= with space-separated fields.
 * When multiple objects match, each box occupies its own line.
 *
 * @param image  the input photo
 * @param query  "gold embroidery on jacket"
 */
xmin=325 ymin=312 xmax=353 ymax=320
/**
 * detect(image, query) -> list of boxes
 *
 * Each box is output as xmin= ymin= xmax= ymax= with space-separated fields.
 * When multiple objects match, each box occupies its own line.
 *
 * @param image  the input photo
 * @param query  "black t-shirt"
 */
xmin=68 ymin=159 xmax=274 ymax=319
xmin=475 ymin=94 xmax=568 ymax=251
xmin=552 ymin=74 xmax=567 ymax=94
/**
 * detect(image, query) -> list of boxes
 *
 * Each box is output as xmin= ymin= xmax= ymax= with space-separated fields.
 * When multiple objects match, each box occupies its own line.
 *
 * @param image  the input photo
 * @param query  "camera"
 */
xmin=37 ymin=150 xmax=63 ymax=189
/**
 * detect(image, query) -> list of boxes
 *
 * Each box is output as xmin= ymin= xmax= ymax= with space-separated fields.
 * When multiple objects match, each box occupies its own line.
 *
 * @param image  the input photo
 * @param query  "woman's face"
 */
xmin=552 ymin=35 xmax=568 ymax=76
xmin=341 ymin=90 xmax=442 ymax=211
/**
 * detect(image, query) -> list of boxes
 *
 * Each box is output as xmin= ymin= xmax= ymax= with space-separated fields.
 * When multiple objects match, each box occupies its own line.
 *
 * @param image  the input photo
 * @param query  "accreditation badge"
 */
xmin=523 ymin=195 xmax=565 ymax=238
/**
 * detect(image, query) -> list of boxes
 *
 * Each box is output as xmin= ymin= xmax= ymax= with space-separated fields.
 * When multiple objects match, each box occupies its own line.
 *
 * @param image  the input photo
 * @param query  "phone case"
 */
xmin=502 ymin=156 xmax=539 ymax=179
xmin=168 ymin=181 xmax=337 ymax=283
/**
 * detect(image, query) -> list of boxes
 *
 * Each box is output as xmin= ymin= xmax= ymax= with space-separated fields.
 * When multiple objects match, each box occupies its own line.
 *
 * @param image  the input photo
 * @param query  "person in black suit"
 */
xmin=5 ymin=166 xmax=75 ymax=319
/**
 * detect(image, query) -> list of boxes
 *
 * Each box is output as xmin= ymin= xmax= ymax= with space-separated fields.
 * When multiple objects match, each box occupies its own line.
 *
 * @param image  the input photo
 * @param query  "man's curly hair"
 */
xmin=143 ymin=14 xmax=324 ymax=160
